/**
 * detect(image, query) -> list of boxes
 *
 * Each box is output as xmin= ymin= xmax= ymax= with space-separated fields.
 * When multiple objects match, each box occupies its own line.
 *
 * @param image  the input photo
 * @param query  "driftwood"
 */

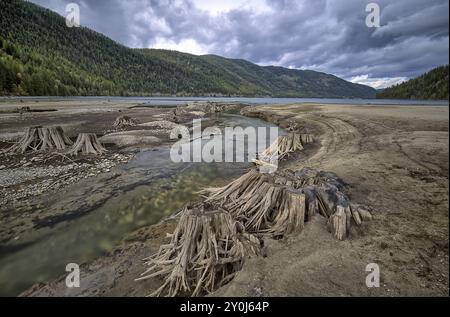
xmin=113 ymin=115 xmax=138 ymax=129
xmin=205 ymin=168 xmax=369 ymax=240
xmin=255 ymin=133 xmax=314 ymax=168
xmin=137 ymin=204 xmax=260 ymax=297
xmin=66 ymin=133 xmax=106 ymax=156
xmin=5 ymin=126 xmax=72 ymax=154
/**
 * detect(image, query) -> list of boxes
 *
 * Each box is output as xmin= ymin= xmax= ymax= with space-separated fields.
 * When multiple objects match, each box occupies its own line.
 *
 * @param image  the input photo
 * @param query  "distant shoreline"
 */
xmin=0 ymin=96 xmax=448 ymax=107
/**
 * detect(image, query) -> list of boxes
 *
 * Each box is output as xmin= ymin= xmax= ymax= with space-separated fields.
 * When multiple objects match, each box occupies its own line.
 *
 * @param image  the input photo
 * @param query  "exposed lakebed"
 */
xmin=0 ymin=113 xmax=281 ymax=296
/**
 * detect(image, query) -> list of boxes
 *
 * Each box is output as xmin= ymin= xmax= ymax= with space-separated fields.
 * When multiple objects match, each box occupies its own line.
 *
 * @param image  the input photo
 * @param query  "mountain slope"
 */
xmin=377 ymin=66 xmax=449 ymax=100
xmin=0 ymin=0 xmax=376 ymax=98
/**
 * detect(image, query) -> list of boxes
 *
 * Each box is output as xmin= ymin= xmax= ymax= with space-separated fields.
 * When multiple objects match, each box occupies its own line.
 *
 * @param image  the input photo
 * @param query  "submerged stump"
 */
xmin=5 ymin=126 xmax=72 ymax=154
xmin=66 ymin=133 xmax=106 ymax=156
xmin=137 ymin=205 xmax=260 ymax=297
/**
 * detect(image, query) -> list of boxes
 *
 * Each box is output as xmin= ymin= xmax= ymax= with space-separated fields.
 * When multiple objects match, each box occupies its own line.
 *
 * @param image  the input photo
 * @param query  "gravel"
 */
xmin=0 ymin=153 xmax=133 ymax=206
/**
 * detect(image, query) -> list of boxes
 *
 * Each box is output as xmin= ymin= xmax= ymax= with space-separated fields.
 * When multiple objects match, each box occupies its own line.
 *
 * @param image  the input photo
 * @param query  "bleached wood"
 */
xmin=5 ymin=126 xmax=72 ymax=154
xmin=66 ymin=133 xmax=106 ymax=156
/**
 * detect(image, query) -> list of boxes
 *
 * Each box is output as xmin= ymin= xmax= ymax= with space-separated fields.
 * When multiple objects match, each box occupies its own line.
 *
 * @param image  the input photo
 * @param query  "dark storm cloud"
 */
xmin=29 ymin=0 xmax=449 ymax=88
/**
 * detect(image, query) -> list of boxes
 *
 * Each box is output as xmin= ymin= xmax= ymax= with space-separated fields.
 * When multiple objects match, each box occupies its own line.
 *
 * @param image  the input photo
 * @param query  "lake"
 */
xmin=0 ymin=96 xmax=448 ymax=106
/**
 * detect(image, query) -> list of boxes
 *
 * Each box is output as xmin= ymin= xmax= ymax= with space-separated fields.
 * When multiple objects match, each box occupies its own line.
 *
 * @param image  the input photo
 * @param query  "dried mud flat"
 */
xmin=5 ymin=102 xmax=449 ymax=297
xmin=217 ymin=104 xmax=449 ymax=296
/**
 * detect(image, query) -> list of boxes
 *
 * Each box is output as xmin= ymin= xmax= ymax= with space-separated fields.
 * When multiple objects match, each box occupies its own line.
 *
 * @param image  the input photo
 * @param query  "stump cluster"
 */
xmin=137 ymin=204 xmax=260 ymax=297
xmin=139 ymin=167 xmax=371 ymax=296
xmin=4 ymin=127 xmax=107 ymax=157
xmin=205 ymin=168 xmax=369 ymax=240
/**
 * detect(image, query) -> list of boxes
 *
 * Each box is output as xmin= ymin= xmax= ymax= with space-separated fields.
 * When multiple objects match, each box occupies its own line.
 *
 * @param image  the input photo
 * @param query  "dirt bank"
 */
xmin=20 ymin=103 xmax=450 ymax=297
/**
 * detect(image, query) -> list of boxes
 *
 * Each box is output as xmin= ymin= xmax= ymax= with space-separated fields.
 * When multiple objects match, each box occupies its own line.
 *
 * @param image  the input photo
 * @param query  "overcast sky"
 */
xmin=30 ymin=0 xmax=449 ymax=89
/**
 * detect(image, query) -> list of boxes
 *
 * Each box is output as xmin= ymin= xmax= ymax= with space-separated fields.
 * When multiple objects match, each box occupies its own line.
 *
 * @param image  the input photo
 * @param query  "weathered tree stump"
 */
xmin=269 ymin=190 xmax=306 ymax=236
xmin=205 ymin=168 xmax=370 ymax=240
xmin=255 ymin=133 xmax=314 ymax=168
xmin=66 ymin=133 xmax=106 ymax=156
xmin=137 ymin=205 xmax=260 ymax=297
xmin=138 ymin=168 xmax=371 ymax=297
xmin=113 ymin=115 xmax=138 ymax=129
xmin=5 ymin=126 xmax=72 ymax=154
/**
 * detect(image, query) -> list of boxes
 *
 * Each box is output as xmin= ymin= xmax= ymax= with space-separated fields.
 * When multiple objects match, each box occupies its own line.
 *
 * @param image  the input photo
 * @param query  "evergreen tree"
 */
xmin=0 ymin=0 xmax=376 ymax=98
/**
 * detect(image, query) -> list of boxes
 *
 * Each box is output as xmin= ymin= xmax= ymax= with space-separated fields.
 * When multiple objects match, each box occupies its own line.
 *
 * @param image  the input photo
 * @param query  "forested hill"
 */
xmin=377 ymin=66 xmax=449 ymax=100
xmin=0 ymin=0 xmax=376 ymax=98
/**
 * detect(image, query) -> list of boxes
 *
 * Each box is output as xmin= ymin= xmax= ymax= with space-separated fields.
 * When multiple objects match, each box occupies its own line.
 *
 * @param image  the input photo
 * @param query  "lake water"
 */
xmin=0 ymin=96 xmax=448 ymax=106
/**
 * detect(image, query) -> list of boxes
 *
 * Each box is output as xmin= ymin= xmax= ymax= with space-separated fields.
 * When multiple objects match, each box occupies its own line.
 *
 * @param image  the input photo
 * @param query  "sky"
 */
xmin=30 ymin=0 xmax=449 ymax=89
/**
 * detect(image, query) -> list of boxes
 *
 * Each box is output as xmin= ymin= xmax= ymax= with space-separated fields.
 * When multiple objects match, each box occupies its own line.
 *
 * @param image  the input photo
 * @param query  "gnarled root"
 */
xmin=5 ymin=126 xmax=72 ymax=154
xmin=137 ymin=205 xmax=260 ymax=297
xmin=66 ymin=133 xmax=106 ymax=156
xmin=205 ymin=168 xmax=370 ymax=240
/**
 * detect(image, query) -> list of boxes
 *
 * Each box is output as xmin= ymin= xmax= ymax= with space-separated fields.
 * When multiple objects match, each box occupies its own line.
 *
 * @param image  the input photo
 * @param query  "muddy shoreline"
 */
xmin=1 ymin=100 xmax=448 ymax=297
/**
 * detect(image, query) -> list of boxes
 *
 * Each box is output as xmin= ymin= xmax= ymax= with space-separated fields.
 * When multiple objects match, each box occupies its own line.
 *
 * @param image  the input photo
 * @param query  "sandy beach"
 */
xmin=0 ymin=100 xmax=448 ymax=297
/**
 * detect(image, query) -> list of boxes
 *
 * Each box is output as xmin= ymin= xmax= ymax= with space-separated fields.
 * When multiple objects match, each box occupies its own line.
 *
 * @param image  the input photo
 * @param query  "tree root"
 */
xmin=204 ymin=168 xmax=370 ymax=240
xmin=66 ymin=133 xmax=107 ymax=156
xmin=137 ymin=204 xmax=260 ymax=297
xmin=4 ymin=126 xmax=73 ymax=154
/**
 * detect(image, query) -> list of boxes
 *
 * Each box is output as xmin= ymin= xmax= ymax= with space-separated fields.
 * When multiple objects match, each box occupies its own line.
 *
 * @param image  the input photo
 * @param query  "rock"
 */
xmin=0 ymin=165 xmax=6 ymax=170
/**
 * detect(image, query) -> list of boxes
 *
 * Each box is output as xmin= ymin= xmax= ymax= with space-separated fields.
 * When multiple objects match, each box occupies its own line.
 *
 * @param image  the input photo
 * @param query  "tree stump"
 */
xmin=138 ymin=168 xmax=371 ymax=297
xmin=255 ymin=133 xmax=314 ymax=167
xmin=268 ymin=190 xmax=306 ymax=236
xmin=66 ymin=133 xmax=106 ymax=156
xmin=5 ymin=126 xmax=72 ymax=154
xmin=137 ymin=205 xmax=260 ymax=297
xmin=113 ymin=115 xmax=138 ymax=129
xmin=205 ymin=168 xmax=370 ymax=240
